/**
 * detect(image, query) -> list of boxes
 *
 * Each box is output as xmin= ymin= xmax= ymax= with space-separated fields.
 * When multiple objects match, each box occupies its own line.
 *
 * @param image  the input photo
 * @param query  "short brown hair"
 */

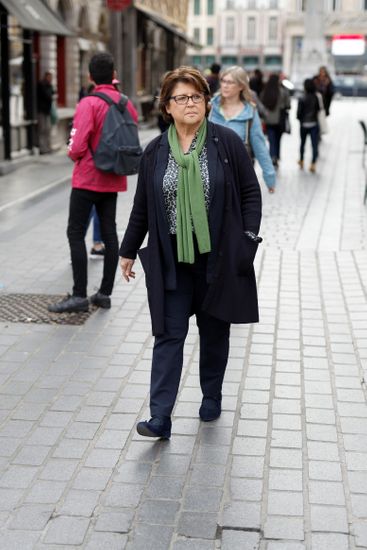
xmin=159 ymin=66 xmax=211 ymax=124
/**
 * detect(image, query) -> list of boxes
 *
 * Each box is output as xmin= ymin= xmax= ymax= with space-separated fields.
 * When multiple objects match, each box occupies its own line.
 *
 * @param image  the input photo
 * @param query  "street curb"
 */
xmin=0 ymin=133 xmax=157 ymax=214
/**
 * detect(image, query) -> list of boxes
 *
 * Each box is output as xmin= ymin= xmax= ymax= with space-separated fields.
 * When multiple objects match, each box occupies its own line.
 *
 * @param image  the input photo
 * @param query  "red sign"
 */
xmin=107 ymin=0 xmax=131 ymax=11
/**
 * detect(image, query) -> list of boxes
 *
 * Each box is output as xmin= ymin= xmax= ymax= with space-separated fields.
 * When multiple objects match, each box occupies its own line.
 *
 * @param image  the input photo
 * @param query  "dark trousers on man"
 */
xmin=150 ymin=242 xmax=231 ymax=418
xmin=266 ymin=124 xmax=282 ymax=161
xmin=67 ymin=188 xmax=118 ymax=298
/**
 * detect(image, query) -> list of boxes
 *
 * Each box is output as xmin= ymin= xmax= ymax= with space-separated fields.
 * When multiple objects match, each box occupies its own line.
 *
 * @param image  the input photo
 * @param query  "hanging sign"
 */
xmin=107 ymin=0 xmax=132 ymax=11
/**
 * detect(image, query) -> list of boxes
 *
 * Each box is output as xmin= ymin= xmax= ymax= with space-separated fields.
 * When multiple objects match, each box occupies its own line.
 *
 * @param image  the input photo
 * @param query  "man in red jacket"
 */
xmin=49 ymin=53 xmax=138 ymax=313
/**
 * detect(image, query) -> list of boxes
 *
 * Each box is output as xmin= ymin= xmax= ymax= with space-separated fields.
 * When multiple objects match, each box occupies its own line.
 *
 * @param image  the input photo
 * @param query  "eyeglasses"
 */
xmin=220 ymin=78 xmax=237 ymax=86
xmin=169 ymin=94 xmax=205 ymax=105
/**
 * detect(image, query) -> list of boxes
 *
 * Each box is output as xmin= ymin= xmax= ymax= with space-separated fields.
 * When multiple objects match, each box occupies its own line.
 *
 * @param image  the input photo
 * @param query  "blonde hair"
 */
xmin=220 ymin=66 xmax=255 ymax=105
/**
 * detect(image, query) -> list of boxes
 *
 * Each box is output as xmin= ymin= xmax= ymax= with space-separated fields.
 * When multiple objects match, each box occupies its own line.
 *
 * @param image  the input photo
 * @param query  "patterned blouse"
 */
xmin=162 ymin=135 xmax=210 ymax=234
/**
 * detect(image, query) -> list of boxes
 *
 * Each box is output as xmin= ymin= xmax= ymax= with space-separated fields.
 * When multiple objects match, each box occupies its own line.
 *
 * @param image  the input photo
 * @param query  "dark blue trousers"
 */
xmin=150 ymin=244 xmax=230 ymax=418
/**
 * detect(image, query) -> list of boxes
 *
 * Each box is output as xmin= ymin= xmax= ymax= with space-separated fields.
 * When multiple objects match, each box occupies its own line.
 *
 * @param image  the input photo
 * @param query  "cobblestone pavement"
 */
xmin=0 ymin=100 xmax=367 ymax=549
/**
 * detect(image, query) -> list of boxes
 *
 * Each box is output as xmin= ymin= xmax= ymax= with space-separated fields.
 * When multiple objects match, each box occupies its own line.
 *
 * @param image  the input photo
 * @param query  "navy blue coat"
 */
xmin=119 ymin=121 xmax=262 ymax=335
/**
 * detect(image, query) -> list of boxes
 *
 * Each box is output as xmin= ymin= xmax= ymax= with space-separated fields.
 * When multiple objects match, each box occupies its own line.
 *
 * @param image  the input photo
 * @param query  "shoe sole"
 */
xmin=136 ymin=423 xmax=170 ymax=439
xmin=90 ymin=300 xmax=111 ymax=309
xmin=199 ymin=412 xmax=221 ymax=422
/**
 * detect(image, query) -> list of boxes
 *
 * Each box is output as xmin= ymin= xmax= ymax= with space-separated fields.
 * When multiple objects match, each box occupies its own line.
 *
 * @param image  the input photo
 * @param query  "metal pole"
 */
xmin=0 ymin=6 xmax=11 ymax=160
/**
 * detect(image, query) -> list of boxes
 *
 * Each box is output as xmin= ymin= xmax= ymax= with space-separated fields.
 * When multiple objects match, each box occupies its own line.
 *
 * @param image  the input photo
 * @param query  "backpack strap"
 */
xmin=91 ymin=92 xmax=128 ymax=113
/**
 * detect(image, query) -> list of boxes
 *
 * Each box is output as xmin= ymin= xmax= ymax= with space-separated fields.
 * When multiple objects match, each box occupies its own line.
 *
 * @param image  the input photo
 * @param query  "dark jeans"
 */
xmin=300 ymin=125 xmax=319 ymax=163
xmin=266 ymin=124 xmax=282 ymax=160
xmin=150 ymin=239 xmax=231 ymax=418
xmin=67 ymin=188 xmax=118 ymax=297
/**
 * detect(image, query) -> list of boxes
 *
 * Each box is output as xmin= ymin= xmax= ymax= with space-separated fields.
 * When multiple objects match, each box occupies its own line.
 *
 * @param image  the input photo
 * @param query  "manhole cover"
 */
xmin=0 ymin=294 xmax=98 ymax=325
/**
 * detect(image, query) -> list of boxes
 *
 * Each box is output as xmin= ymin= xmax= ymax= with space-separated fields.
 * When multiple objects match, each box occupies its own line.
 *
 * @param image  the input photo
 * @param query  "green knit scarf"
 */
xmin=168 ymin=119 xmax=211 ymax=264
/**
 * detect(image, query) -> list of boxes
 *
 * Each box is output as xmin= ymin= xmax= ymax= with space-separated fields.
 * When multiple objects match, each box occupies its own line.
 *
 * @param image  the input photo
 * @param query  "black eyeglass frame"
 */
xmin=168 ymin=93 xmax=206 ymax=105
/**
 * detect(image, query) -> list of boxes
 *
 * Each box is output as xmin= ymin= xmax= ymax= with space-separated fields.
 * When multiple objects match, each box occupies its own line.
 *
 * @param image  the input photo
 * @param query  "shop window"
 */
xmin=206 ymin=55 xmax=216 ymax=65
xmin=265 ymin=55 xmax=282 ymax=66
xmin=193 ymin=28 xmax=200 ymax=43
xmin=192 ymin=55 xmax=202 ymax=67
xmin=247 ymin=17 xmax=256 ymax=41
xmin=243 ymin=56 xmax=259 ymax=67
xmin=194 ymin=0 xmax=200 ymax=15
xmin=221 ymin=55 xmax=238 ymax=66
xmin=208 ymin=0 xmax=214 ymax=15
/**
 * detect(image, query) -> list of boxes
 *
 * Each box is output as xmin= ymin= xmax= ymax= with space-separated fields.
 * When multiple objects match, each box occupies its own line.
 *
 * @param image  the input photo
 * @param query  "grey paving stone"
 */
xmin=346 ymin=451 xmax=367 ymax=471
xmin=43 ymin=516 xmax=90 ymax=544
xmin=0 ymin=488 xmax=23 ymax=512
xmin=221 ymin=530 xmax=260 ymax=550
xmin=114 ymin=461 xmax=152 ymax=484
xmin=127 ymin=523 xmax=174 ymax=550
xmin=306 ymin=408 xmax=336 ymax=424
xmin=190 ymin=463 xmax=226 ymax=486
xmin=172 ymin=538 xmax=215 ymax=550
xmin=27 ymin=427 xmax=63 ymax=446
xmin=125 ymin=441 xmax=161 ymax=462
xmin=159 ymin=436 xmax=196 ymax=455
xmin=0 ymin=465 xmax=38 ymax=488
xmin=237 ymin=419 xmax=268 ymax=437
xmin=39 ymin=459 xmax=79 ymax=481
xmin=103 ymin=483 xmax=144 ymax=508
xmin=12 ymin=445 xmax=50 ymax=466
xmin=233 ymin=436 xmax=267 ymax=456
xmin=309 ymin=461 xmax=342 ymax=481
xmin=267 ymin=490 xmax=304 ymax=516
xmin=183 ymin=485 xmax=222 ymax=512
xmin=0 ymin=420 xmax=34 ymax=438
xmin=267 ymin=543 xmax=305 ymax=550
xmin=200 ymin=426 xmax=233 ymax=446
xmin=348 ymin=471 xmax=367 ymax=493
xmin=311 ymin=533 xmax=350 ymax=550
xmin=72 ymin=468 xmax=112 ymax=491
xmin=52 ymin=438 xmax=89 ymax=459
xmin=137 ymin=498 xmax=180 ymax=524
xmin=272 ymin=399 xmax=301 ymax=414
xmin=309 ymin=481 xmax=346 ymax=505
xmin=84 ymin=532 xmax=128 ymax=550
xmin=271 ymin=429 xmax=302 ymax=449
xmin=307 ymin=441 xmax=340 ymax=461
xmin=146 ymin=476 xmax=185 ymax=500
xmin=9 ymin=504 xmax=54 ymax=530
xmin=95 ymin=429 xmax=129 ymax=450
xmin=353 ymin=520 xmax=367 ymax=547
xmin=351 ymin=494 xmax=367 ymax=518
xmin=229 ymin=477 xmax=262 ymax=501
xmin=220 ymin=501 xmax=261 ymax=529
xmin=0 ymin=530 xmax=40 ymax=549
xmin=76 ymin=406 xmax=109 ymax=423
xmin=58 ymin=489 xmax=100 ymax=517
xmin=231 ymin=456 xmax=264 ymax=478
xmin=25 ymin=480 xmax=66 ymax=504
xmin=177 ymin=511 xmax=218 ymax=539
xmin=270 ymin=448 xmax=302 ymax=469
xmin=264 ymin=517 xmax=304 ymax=540
xmin=105 ymin=413 xmax=137 ymax=431
xmin=310 ymin=505 xmax=348 ymax=532
xmin=195 ymin=444 xmax=230 ymax=465
xmin=65 ymin=421 xmax=100 ymax=440
xmin=95 ymin=509 xmax=134 ymax=532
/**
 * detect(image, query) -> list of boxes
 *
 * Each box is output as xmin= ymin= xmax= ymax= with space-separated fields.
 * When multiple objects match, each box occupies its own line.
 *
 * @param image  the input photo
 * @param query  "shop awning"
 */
xmin=135 ymin=4 xmax=193 ymax=44
xmin=0 ymin=0 xmax=74 ymax=35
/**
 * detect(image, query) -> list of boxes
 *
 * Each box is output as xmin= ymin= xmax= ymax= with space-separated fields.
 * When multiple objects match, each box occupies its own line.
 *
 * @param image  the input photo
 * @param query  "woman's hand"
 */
xmin=120 ymin=257 xmax=136 ymax=282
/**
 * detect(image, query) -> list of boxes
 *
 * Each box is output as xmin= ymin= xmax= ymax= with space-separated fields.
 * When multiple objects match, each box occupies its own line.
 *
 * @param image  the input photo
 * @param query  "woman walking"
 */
xmin=260 ymin=73 xmax=290 ymax=168
xmin=119 ymin=67 xmax=262 ymax=439
xmin=297 ymin=78 xmax=320 ymax=173
xmin=209 ymin=66 xmax=276 ymax=193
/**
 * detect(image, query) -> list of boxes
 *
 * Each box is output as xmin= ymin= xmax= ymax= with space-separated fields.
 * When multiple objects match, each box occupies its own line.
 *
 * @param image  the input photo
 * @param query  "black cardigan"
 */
xmin=120 ymin=121 xmax=262 ymax=335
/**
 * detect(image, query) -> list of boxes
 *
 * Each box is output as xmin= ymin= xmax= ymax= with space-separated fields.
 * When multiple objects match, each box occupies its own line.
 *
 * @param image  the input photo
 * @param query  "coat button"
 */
xmin=224 ymin=158 xmax=229 ymax=163
xmin=214 ymin=137 xmax=219 ymax=142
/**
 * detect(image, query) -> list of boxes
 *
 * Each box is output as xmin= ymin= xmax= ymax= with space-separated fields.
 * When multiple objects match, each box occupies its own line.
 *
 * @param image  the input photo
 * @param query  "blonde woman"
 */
xmin=209 ymin=65 xmax=276 ymax=193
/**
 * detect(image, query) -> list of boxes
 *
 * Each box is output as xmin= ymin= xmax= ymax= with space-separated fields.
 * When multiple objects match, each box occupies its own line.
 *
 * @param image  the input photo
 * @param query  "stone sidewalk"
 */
xmin=0 ymin=99 xmax=367 ymax=549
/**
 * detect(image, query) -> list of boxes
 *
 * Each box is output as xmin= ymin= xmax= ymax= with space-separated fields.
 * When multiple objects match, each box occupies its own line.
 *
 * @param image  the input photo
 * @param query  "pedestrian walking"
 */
xmin=297 ymin=78 xmax=320 ymax=173
xmin=249 ymin=68 xmax=264 ymax=97
xmin=205 ymin=62 xmax=221 ymax=96
xmin=48 ymin=52 xmax=138 ymax=313
xmin=36 ymin=71 xmax=54 ymax=154
xmin=119 ymin=66 xmax=262 ymax=439
xmin=314 ymin=66 xmax=334 ymax=116
xmin=209 ymin=65 xmax=276 ymax=193
xmin=260 ymin=73 xmax=291 ymax=168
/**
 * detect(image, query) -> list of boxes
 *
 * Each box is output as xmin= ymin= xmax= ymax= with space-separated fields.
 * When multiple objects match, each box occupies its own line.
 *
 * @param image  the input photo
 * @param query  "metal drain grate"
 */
xmin=0 ymin=294 xmax=98 ymax=325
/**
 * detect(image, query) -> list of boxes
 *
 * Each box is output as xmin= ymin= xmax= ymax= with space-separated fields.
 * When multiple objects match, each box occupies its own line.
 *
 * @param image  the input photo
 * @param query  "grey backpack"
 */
xmin=90 ymin=92 xmax=142 ymax=176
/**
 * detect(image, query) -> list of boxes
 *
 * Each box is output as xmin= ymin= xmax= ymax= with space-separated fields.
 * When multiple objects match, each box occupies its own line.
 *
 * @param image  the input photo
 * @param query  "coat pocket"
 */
xmin=236 ymin=234 xmax=259 ymax=275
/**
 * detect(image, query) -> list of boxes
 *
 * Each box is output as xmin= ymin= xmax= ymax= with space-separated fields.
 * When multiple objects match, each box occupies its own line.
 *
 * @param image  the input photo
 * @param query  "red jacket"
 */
xmin=68 ymin=84 xmax=138 ymax=192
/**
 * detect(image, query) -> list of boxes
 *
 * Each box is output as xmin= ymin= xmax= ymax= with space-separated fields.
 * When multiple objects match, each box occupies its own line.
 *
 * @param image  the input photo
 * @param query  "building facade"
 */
xmin=187 ymin=0 xmax=285 ymax=74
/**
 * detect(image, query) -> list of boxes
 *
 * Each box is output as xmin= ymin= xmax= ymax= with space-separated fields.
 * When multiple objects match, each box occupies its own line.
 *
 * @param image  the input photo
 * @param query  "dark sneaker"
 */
xmin=90 ymin=246 xmax=105 ymax=259
xmin=90 ymin=292 xmax=111 ymax=309
xmin=136 ymin=416 xmax=171 ymax=439
xmin=48 ymin=294 xmax=89 ymax=313
xmin=199 ymin=396 xmax=222 ymax=422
